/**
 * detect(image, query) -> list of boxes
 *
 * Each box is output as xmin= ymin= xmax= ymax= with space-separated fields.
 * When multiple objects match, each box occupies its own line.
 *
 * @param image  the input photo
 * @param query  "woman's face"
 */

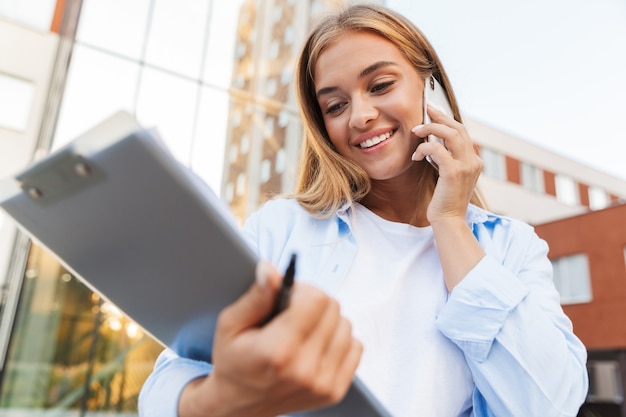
xmin=314 ymin=31 xmax=425 ymax=181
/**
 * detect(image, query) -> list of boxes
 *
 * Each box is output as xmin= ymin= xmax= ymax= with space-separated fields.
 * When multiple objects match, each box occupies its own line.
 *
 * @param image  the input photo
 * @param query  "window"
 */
xmin=235 ymin=41 xmax=247 ymax=59
xmin=587 ymin=360 xmax=623 ymax=403
xmin=143 ymin=0 xmax=211 ymax=79
xmin=551 ymin=253 xmax=592 ymax=304
xmin=555 ymin=174 xmax=580 ymax=205
xmin=520 ymin=162 xmax=544 ymax=193
xmin=240 ymin=133 xmax=250 ymax=154
xmin=236 ymin=172 xmax=246 ymax=196
xmin=272 ymin=4 xmax=283 ymax=23
xmin=0 ymin=245 xmax=164 ymax=413
xmin=280 ymin=67 xmax=291 ymax=86
xmin=229 ymin=143 xmax=239 ymax=163
xmin=232 ymin=110 xmax=242 ymax=127
xmin=284 ymin=25 xmax=295 ymax=45
xmin=135 ymin=67 xmax=198 ymax=163
xmin=480 ymin=148 xmax=506 ymax=180
xmin=76 ymin=0 xmax=150 ymax=60
xmin=589 ymin=186 xmax=610 ymax=210
xmin=268 ymin=39 xmax=280 ymax=59
xmin=278 ymin=110 xmax=289 ymax=127
xmin=224 ymin=182 xmax=234 ymax=202
xmin=0 ymin=73 xmax=34 ymax=131
xmin=0 ymin=0 xmax=55 ymax=30
xmin=53 ymin=45 xmax=140 ymax=149
xmin=264 ymin=115 xmax=275 ymax=137
xmin=275 ymin=149 xmax=286 ymax=174
xmin=261 ymin=159 xmax=272 ymax=182
xmin=266 ymin=77 xmax=277 ymax=96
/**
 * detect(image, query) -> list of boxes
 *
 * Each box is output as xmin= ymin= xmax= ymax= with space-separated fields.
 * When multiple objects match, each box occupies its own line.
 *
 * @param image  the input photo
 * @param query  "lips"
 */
xmin=358 ymin=130 xmax=394 ymax=149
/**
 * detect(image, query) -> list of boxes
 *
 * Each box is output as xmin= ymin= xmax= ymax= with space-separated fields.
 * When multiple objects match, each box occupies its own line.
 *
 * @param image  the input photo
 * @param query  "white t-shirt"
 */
xmin=335 ymin=203 xmax=473 ymax=417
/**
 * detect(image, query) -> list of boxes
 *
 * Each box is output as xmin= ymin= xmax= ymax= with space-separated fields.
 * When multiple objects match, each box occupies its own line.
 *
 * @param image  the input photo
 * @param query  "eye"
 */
xmin=324 ymin=101 xmax=346 ymax=115
xmin=371 ymin=80 xmax=395 ymax=94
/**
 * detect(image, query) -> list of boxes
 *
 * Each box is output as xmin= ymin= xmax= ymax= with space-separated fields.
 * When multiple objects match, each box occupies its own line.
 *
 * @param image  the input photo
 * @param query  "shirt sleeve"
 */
xmin=435 ymin=222 xmax=588 ymax=417
xmin=137 ymin=206 xmax=269 ymax=417
xmin=138 ymin=348 xmax=213 ymax=417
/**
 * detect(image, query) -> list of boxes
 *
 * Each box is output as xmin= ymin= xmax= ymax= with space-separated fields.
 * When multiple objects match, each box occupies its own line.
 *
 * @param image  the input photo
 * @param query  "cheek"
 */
xmin=323 ymin=117 xmax=348 ymax=152
xmin=378 ymin=85 xmax=422 ymax=122
xmin=387 ymin=95 xmax=421 ymax=124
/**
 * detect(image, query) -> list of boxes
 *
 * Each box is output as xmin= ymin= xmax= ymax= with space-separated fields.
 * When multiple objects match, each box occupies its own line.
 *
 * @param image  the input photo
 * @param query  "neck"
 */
xmin=360 ymin=176 xmax=432 ymax=227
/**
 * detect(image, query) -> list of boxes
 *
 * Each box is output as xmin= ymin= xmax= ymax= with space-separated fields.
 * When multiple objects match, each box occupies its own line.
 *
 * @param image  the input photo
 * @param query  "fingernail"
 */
xmin=411 ymin=124 xmax=424 ymax=133
xmin=427 ymin=101 xmax=444 ymax=112
xmin=255 ymin=260 xmax=272 ymax=289
xmin=411 ymin=150 xmax=419 ymax=161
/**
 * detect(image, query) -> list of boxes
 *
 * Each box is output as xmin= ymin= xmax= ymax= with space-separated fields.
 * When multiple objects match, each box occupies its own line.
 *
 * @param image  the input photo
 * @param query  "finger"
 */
xmin=413 ymin=123 xmax=461 ymax=146
xmin=296 ymin=297 xmax=342 ymax=366
xmin=414 ymin=121 xmax=476 ymax=157
xmin=218 ymin=261 xmax=282 ymax=335
xmin=286 ymin=318 xmax=361 ymax=410
xmin=284 ymin=283 xmax=333 ymax=333
xmin=426 ymin=103 xmax=460 ymax=128
xmin=411 ymin=132 xmax=451 ymax=165
xmin=317 ymin=316 xmax=356 ymax=379
xmin=325 ymin=335 xmax=363 ymax=404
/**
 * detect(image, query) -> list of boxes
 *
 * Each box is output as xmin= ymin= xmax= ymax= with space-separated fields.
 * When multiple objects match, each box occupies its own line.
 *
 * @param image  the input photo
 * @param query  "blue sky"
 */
xmin=388 ymin=0 xmax=626 ymax=181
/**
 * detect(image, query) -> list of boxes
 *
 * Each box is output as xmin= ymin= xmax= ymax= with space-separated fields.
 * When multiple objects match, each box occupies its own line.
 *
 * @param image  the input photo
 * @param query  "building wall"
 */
xmin=0 ymin=21 xmax=60 ymax=343
xmin=469 ymin=119 xmax=626 ymax=225
xmin=535 ymin=203 xmax=626 ymax=350
xmin=221 ymin=0 xmax=372 ymax=222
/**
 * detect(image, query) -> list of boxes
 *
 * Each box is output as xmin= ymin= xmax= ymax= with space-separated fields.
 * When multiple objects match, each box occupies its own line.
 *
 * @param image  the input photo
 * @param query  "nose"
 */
xmin=348 ymin=95 xmax=378 ymax=130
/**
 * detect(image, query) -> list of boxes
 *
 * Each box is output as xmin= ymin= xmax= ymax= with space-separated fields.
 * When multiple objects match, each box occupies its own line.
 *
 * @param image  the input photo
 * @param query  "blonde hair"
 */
xmin=294 ymin=4 xmax=484 ymax=216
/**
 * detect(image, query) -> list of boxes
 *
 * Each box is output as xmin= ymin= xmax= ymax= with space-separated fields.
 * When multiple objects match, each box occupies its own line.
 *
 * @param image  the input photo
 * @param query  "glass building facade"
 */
xmin=0 ymin=0 xmax=372 ymax=415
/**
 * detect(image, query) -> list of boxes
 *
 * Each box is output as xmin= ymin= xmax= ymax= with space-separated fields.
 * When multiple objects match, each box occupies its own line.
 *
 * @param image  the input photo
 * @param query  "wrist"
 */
xmin=427 ymin=213 xmax=468 ymax=230
xmin=430 ymin=215 xmax=484 ymax=292
xmin=179 ymin=376 xmax=228 ymax=417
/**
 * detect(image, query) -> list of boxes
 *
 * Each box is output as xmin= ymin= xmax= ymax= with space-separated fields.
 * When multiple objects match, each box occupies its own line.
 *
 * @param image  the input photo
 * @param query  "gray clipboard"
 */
xmin=0 ymin=111 xmax=393 ymax=417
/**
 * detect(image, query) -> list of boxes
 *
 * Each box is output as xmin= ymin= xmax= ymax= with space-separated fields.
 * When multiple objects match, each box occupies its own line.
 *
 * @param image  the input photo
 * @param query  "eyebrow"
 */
xmin=315 ymin=60 xmax=398 ymax=99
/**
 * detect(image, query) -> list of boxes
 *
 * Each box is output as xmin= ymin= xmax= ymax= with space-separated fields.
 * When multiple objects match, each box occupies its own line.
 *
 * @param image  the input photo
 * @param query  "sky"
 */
xmin=387 ymin=0 xmax=626 ymax=181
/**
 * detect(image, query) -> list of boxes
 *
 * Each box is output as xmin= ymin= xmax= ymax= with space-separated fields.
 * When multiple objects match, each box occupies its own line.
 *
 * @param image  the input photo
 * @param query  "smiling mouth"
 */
xmin=358 ymin=130 xmax=394 ymax=149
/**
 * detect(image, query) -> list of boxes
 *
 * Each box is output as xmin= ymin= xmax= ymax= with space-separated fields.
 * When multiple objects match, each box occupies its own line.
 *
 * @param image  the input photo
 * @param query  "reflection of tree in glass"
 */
xmin=0 ymin=244 xmax=163 ymax=413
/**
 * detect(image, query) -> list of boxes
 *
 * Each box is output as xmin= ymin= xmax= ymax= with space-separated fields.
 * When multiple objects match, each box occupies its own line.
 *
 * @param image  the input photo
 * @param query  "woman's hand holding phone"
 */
xmin=411 ymin=76 xmax=482 ymax=223
xmin=413 ymin=105 xmax=485 ymax=291
xmin=412 ymin=79 xmax=485 ymax=292
xmin=417 ymin=76 xmax=453 ymax=169
xmin=412 ymin=105 xmax=482 ymax=223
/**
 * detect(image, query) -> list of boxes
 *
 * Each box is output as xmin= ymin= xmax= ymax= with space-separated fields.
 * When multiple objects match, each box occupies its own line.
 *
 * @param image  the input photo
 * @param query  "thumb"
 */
xmin=220 ymin=261 xmax=281 ymax=334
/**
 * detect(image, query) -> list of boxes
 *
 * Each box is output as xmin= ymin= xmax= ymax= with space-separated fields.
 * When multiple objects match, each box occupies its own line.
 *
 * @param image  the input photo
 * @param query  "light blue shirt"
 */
xmin=139 ymin=199 xmax=588 ymax=417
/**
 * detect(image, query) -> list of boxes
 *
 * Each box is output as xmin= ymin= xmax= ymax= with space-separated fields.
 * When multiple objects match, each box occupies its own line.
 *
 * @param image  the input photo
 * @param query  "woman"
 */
xmin=139 ymin=4 xmax=588 ymax=416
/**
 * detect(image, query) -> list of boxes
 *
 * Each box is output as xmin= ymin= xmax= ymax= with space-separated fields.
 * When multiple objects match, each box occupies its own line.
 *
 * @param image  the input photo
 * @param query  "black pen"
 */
xmin=266 ymin=253 xmax=297 ymax=322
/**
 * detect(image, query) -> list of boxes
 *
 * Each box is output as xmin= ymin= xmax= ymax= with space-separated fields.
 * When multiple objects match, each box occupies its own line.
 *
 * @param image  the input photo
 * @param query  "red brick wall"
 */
xmin=506 ymin=156 xmax=521 ymax=185
xmin=535 ymin=204 xmax=626 ymax=349
xmin=579 ymin=183 xmax=590 ymax=207
xmin=544 ymin=170 xmax=557 ymax=197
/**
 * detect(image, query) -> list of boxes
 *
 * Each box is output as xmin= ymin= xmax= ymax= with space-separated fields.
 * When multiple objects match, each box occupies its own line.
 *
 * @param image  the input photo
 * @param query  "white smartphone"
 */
xmin=422 ymin=76 xmax=453 ymax=168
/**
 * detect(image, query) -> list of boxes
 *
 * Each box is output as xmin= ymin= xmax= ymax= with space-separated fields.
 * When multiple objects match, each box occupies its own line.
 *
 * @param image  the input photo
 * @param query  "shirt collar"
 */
xmin=334 ymin=202 xmax=498 ymax=234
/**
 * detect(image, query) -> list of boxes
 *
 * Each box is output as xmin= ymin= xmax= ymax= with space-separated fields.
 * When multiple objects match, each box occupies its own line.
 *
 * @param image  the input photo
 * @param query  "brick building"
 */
xmin=536 ymin=203 xmax=626 ymax=416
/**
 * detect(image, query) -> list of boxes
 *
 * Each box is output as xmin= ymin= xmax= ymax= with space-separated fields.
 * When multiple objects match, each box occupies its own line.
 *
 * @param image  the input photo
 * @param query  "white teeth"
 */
xmin=359 ymin=131 xmax=392 ymax=148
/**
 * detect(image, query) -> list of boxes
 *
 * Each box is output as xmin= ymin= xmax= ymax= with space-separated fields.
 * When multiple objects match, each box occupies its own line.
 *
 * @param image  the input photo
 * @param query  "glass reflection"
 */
xmin=0 ymin=74 xmax=34 ymax=132
xmin=76 ymin=0 xmax=151 ymax=60
xmin=0 ymin=245 xmax=163 ymax=412
xmin=143 ymin=0 xmax=211 ymax=79
xmin=53 ymin=45 xmax=141 ymax=150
